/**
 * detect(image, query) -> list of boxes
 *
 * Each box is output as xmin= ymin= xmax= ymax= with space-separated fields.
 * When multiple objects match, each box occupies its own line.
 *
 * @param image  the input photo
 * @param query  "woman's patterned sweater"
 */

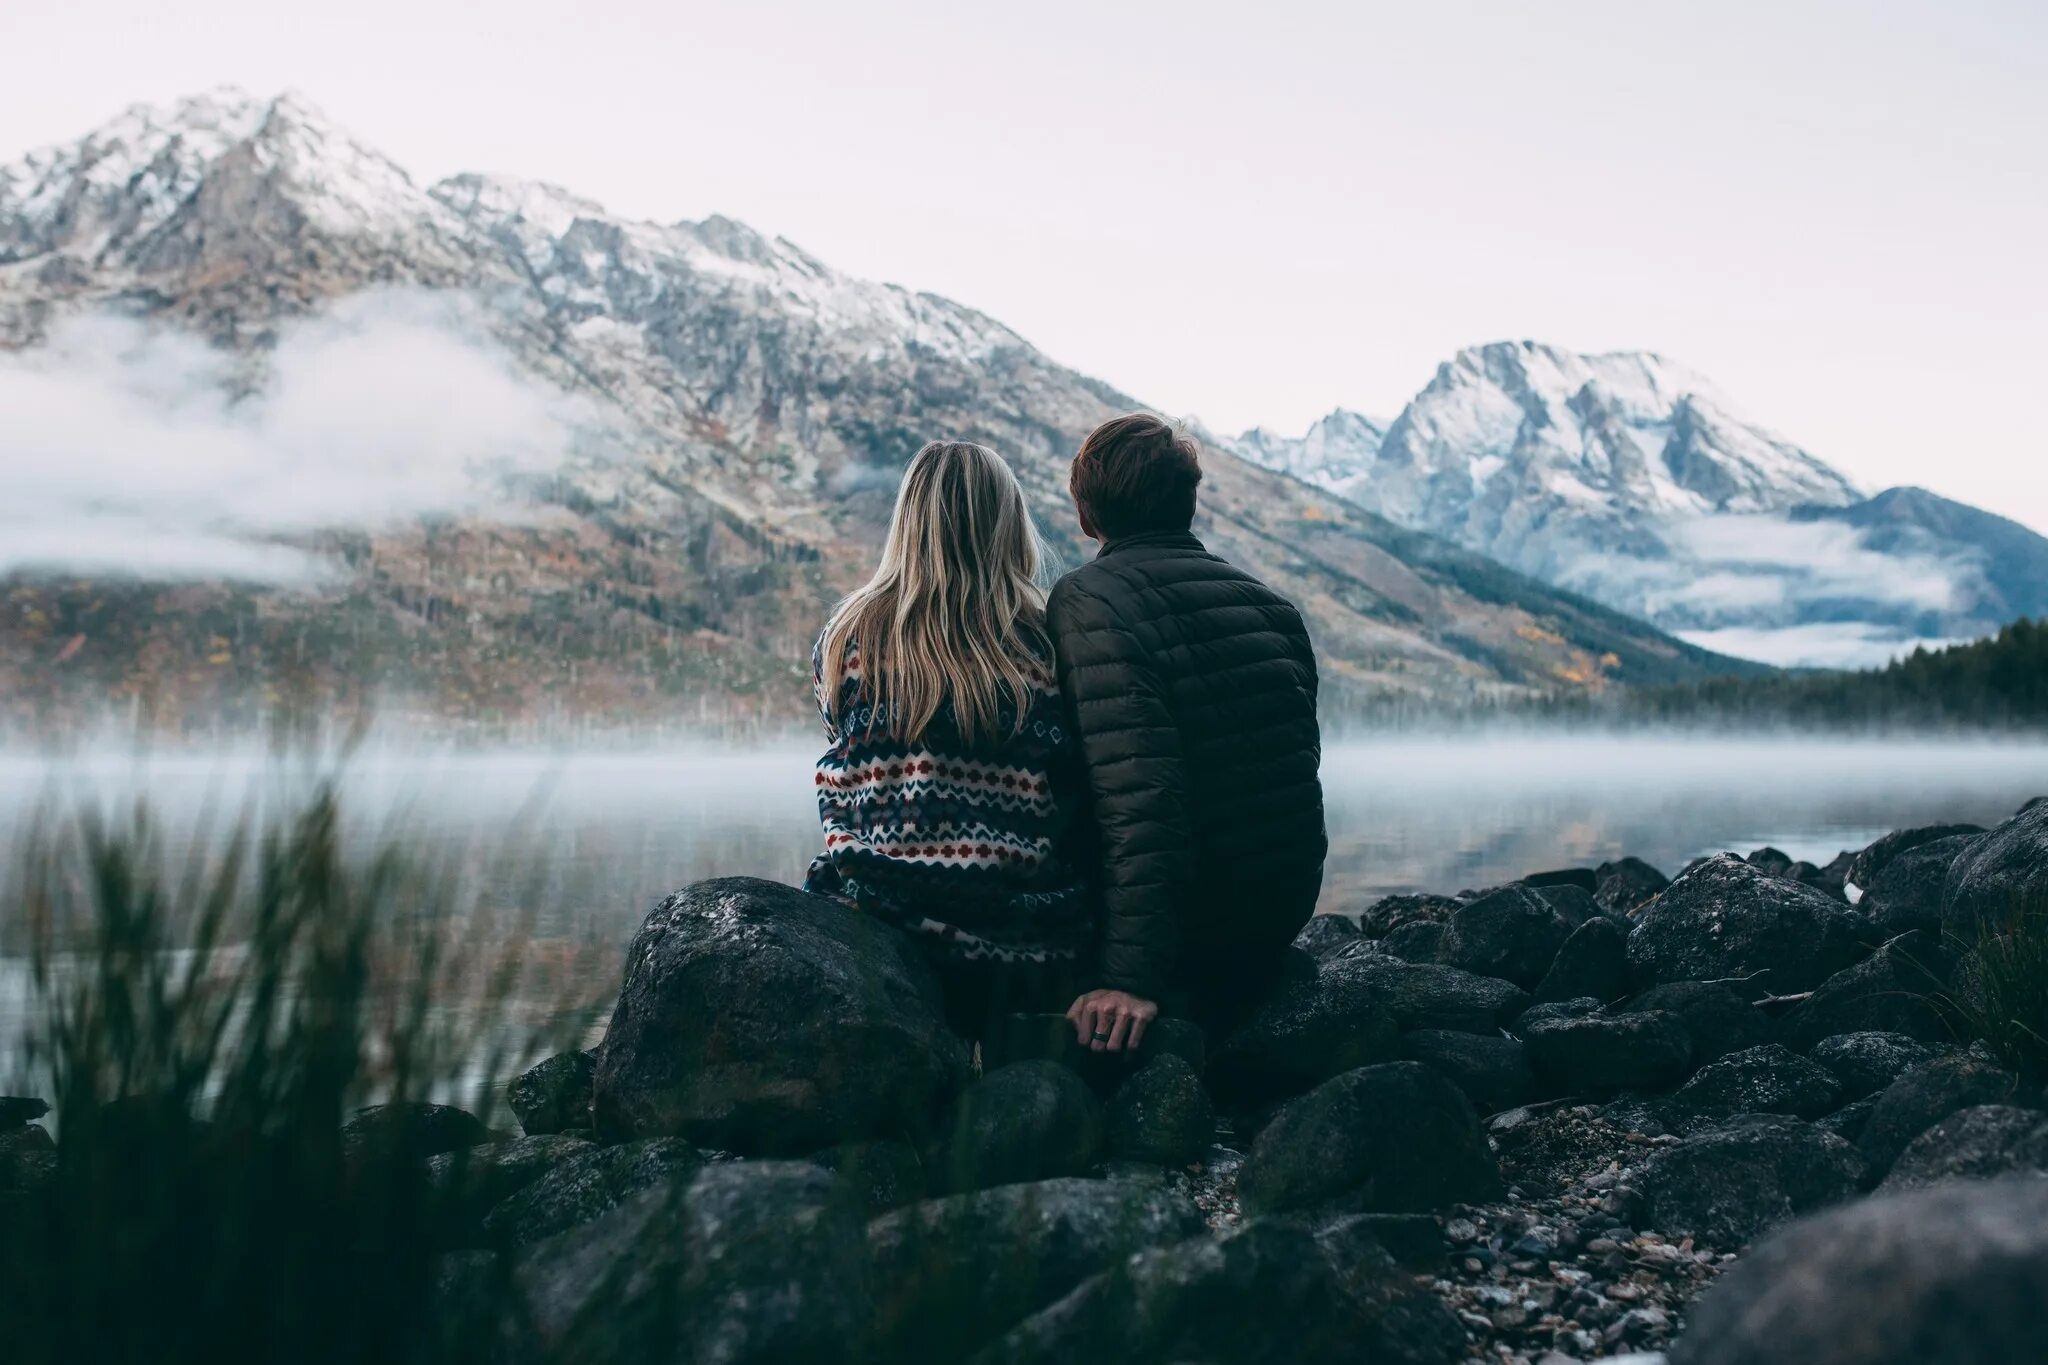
xmin=802 ymin=639 xmax=1091 ymax=964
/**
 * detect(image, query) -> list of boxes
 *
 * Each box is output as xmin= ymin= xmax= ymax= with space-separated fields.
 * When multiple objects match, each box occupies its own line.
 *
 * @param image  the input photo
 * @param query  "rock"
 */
xmin=426 ymin=1134 xmax=598 ymax=1244
xmin=1619 ymin=982 xmax=1771 ymax=1063
xmin=1291 ymin=913 xmax=1362 ymax=958
xmin=1674 ymin=1044 xmax=1842 ymax=1119
xmin=1324 ymin=947 xmax=1531 ymax=1033
xmin=1860 ymin=834 xmax=1980 ymax=936
xmin=1533 ymin=882 xmax=1601 ymax=928
xmin=1238 ymin=1061 xmax=1502 ymax=1214
xmin=1670 ymin=1178 xmax=2048 ymax=1365
xmin=1629 ymin=1114 xmax=1863 ymax=1246
xmin=1847 ymin=822 xmax=1988 ymax=893
xmin=934 ymin=1060 xmax=1103 ymax=1193
xmin=1105 ymin=1055 xmax=1214 ymax=1168
xmin=1942 ymin=801 xmax=2048 ymax=939
xmin=1808 ymin=1031 xmax=1939 ymax=1101
xmin=805 ymin=1138 xmax=925 ymax=1218
xmin=1521 ymin=1010 xmax=1693 ymax=1095
xmin=1437 ymin=883 xmax=1577 ymax=989
xmin=1877 ymin=1104 xmax=2048 ymax=1191
xmin=1532 ymin=916 xmax=1629 ymax=1004
xmin=1595 ymin=857 xmax=1670 ymax=916
xmin=340 ymin=1101 xmax=489 ymax=1164
xmin=0 ymin=1096 xmax=50 ymax=1127
xmin=1777 ymin=936 xmax=1954 ymax=1049
xmin=1816 ymin=1095 xmax=1877 ymax=1143
xmin=871 ymin=1176 xmax=1204 ymax=1361
xmin=1600 ymin=1092 xmax=1691 ymax=1139
xmin=1524 ymin=867 xmax=1599 ymax=895
xmin=984 ymin=1012 xmax=1206 ymax=1079
xmin=592 ymin=876 xmax=968 ymax=1153
xmin=973 ymin=1215 xmax=1465 ymax=1365
xmin=1627 ymin=854 xmax=1875 ymax=995
xmin=1383 ymin=920 xmax=1445 ymax=962
xmin=1746 ymin=846 xmax=1795 ymax=876
xmin=483 ymin=1137 xmax=704 ymax=1247
xmin=1514 ymin=996 xmax=1604 ymax=1028
xmin=1317 ymin=1210 xmax=1450 ymax=1273
xmin=514 ymin=1158 xmax=867 ymax=1365
xmin=508 ymin=1051 xmax=597 ymax=1136
xmin=1858 ymin=1053 xmax=2037 ymax=1177
xmin=1208 ymin=955 xmax=1401 ymax=1105
xmin=1397 ymin=1028 xmax=1536 ymax=1115
xmin=1359 ymin=892 xmax=1461 ymax=937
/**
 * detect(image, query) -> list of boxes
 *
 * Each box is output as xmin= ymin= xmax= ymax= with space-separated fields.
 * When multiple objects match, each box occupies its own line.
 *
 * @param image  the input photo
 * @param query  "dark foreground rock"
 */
xmin=1626 ymin=1114 xmax=1863 ymax=1246
xmin=1594 ymin=856 xmax=1669 ymax=915
xmin=1325 ymin=947 xmax=1531 ymax=1033
xmin=1845 ymin=822 xmax=1987 ymax=894
xmin=484 ymin=1137 xmax=705 ymax=1247
xmin=1290 ymin=913 xmax=1360 ymax=958
xmin=0 ymin=1096 xmax=50 ymax=1127
xmin=1105 ymin=1055 xmax=1214 ymax=1168
xmin=1521 ymin=1009 xmax=1693 ymax=1095
xmin=1776 ymin=934 xmax=1953 ymax=1049
xmin=592 ymin=877 xmax=969 ymax=1153
xmin=341 ymin=1101 xmax=490 ymax=1164
xmin=1359 ymin=893 xmax=1462 ymax=937
xmin=1238 ymin=1061 xmax=1501 ymax=1214
xmin=1397 ymin=1028 xmax=1536 ymax=1115
xmin=509 ymin=1051 xmax=597 ymax=1135
xmin=1436 ymin=884 xmax=1575 ymax=989
xmin=1208 ymin=953 xmax=1401 ymax=1105
xmin=1531 ymin=915 xmax=1629 ymax=1005
xmin=1858 ymin=833 xmax=1980 ymax=936
xmin=514 ymin=1159 xmax=866 ymax=1365
xmin=1618 ymin=981 xmax=1770 ymax=1064
xmin=427 ymin=1134 xmax=597 ymax=1244
xmin=1942 ymin=799 xmax=2048 ymax=938
xmin=1626 ymin=854 xmax=1873 ymax=994
xmin=1806 ymin=1031 xmax=1938 ymax=1101
xmin=1672 ymin=1178 xmax=2048 ymax=1365
xmin=869 ymin=1177 xmax=1204 ymax=1361
xmin=935 ymin=1061 xmax=1103 ymax=1193
xmin=1856 ymin=1051 xmax=2036 ymax=1178
xmin=973 ymin=1215 xmax=1465 ymax=1365
xmin=1673 ymin=1043 xmax=1842 ymax=1119
xmin=1876 ymin=1103 xmax=2048 ymax=1191
xmin=805 ymin=1138 xmax=925 ymax=1218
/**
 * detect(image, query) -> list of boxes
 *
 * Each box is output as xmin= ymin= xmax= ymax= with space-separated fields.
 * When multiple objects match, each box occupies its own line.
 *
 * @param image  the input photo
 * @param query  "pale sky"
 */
xmin=6 ymin=0 xmax=2046 ymax=531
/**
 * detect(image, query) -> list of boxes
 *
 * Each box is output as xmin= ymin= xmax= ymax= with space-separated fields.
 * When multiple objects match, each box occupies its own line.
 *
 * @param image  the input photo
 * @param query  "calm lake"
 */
xmin=3 ymin=731 xmax=2044 ymax=1071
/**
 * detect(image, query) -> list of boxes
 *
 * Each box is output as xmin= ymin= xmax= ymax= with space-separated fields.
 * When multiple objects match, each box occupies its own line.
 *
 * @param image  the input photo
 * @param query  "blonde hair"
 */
xmin=821 ymin=441 xmax=1050 ymax=743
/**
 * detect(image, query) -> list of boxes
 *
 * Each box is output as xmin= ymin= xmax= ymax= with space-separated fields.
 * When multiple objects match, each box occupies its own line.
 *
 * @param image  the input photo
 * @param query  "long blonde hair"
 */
xmin=820 ymin=441 xmax=1050 ymax=743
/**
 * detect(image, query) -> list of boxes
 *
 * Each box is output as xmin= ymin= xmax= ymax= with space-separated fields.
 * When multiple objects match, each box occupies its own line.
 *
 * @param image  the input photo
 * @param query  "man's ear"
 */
xmin=1076 ymin=504 xmax=1100 ymax=542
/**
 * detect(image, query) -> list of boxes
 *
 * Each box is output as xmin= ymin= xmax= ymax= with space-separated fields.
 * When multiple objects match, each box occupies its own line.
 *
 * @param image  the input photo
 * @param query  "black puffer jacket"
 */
xmin=1046 ymin=530 xmax=1326 ymax=1000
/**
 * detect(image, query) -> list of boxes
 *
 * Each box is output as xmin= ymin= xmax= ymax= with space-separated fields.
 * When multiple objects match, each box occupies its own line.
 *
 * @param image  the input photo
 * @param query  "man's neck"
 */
xmin=1097 ymin=529 xmax=1205 ymax=558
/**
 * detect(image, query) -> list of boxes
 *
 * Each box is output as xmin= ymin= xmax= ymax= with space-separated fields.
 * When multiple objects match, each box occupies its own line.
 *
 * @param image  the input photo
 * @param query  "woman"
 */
xmin=804 ymin=440 xmax=1090 ymax=1046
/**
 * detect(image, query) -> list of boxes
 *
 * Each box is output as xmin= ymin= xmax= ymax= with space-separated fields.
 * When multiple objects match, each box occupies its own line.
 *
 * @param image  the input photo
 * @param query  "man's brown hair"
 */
xmin=1068 ymin=413 xmax=1203 ymax=540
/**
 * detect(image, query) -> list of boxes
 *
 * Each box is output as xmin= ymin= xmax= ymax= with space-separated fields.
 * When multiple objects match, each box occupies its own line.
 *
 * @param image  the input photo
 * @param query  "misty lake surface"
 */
xmin=4 ymin=732 xmax=2045 ymax=1070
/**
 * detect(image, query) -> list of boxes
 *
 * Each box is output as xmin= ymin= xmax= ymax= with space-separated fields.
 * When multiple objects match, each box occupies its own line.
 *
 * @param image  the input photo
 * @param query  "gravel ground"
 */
xmin=1165 ymin=1105 xmax=1730 ymax=1364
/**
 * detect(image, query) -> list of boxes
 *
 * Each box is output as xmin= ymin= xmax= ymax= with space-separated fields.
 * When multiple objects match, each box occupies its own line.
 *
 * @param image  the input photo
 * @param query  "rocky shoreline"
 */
xmin=5 ymin=797 xmax=2047 ymax=1363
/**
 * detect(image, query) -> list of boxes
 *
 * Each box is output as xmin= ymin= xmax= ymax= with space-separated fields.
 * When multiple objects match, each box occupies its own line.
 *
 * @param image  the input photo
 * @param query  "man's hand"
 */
xmin=1066 ymin=989 xmax=1158 ymax=1054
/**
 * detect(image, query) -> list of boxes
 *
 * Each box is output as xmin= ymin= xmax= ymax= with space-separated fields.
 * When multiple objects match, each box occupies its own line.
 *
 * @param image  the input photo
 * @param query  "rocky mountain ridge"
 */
xmin=0 ymin=90 xmax=1753 ymax=734
xmin=1235 ymin=342 xmax=2047 ymax=667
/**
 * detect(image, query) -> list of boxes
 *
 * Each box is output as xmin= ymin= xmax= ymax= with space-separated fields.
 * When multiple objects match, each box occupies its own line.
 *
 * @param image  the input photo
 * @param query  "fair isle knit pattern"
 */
xmin=803 ymin=638 xmax=1090 ymax=964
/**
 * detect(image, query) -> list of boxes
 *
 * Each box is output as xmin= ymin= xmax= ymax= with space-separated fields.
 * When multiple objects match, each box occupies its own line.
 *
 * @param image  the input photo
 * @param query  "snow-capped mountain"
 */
xmin=1235 ymin=341 xmax=2045 ymax=667
xmin=0 ymin=91 xmax=1754 ymax=731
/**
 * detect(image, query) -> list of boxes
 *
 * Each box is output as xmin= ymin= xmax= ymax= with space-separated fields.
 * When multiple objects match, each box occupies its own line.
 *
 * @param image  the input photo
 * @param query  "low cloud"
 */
xmin=0 ymin=292 xmax=587 ymax=583
xmin=1677 ymin=624 xmax=1967 ymax=670
xmin=1661 ymin=515 xmax=1965 ymax=617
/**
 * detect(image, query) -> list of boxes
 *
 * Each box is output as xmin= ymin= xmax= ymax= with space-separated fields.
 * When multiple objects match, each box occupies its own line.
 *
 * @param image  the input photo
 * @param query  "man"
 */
xmin=1049 ymin=413 xmax=1327 ymax=1052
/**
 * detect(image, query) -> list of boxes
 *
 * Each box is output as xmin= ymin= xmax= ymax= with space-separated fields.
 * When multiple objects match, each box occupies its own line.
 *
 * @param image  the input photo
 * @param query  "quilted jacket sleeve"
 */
xmin=1047 ymin=576 xmax=1190 ymax=1000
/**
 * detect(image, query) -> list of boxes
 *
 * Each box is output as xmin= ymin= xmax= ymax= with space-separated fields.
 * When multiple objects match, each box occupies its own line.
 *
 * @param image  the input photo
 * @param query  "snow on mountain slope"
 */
xmin=1234 ymin=340 xmax=2038 ymax=667
xmin=0 ymin=90 xmax=1760 ymax=731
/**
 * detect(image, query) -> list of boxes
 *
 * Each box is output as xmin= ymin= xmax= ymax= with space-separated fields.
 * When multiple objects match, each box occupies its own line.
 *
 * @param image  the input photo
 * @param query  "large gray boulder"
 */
xmin=1104 ymin=1055 xmax=1214 ymax=1168
xmin=1626 ymin=855 xmax=1874 ymax=995
xmin=1808 ymin=1031 xmax=1939 ymax=1102
xmin=1323 ymin=946 xmax=1531 ymax=1033
xmin=1674 ymin=1044 xmax=1843 ymax=1120
xmin=512 ymin=1159 xmax=867 ymax=1365
xmin=1942 ymin=800 xmax=2048 ymax=939
xmin=869 ymin=1177 xmax=1204 ymax=1361
xmin=1594 ymin=857 xmax=1669 ymax=915
xmin=1208 ymin=953 xmax=1402 ymax=1104
xmin=1531 ymin=915 xmax=1629 ymax=1005
xmin=972 ymin=1215 xmax=1465 ymax=1365
xmin=1860 ymin=834 xmax=1980 ymax=936
xmin=483 ymin=1137 xmax=704 ymax=1248
xmin=1671 ymin=1178 xmax=2048 ymax=1365
xmin=426 ymin=1134 xmax=597 ymax=1245
xmin=1237 ymin=1061 xmax=1501 ymax=1215
xmin=1846 ymin=823 xmax=1986 ymax=895
xmin=1627 ymin=1114 xmax=1863 ymax=1247
xmin=1619 ymin=981 xmax=1771 ymax=1064
xmin=1857 ymin=1052 xmax=2037 ymax=1178
xmin=1396 ymin=1028 xmax=1536 ymax=1115
xmin=1520 ymin=1009 xmax=1693 ymax=1095
xmin=508 ymin=1051 xmax=597 ymax=1135
xmin=1878 ymin=1104 xmax=2048 ymax=1191
xmin=1776 ymin=935 xmax=1954 ymax=1049
xmin=933 ymin=1061 xmax=1103 ymax=1193
xmin=592 ymin=877 xmax=969 ymax=1153
xmin=1436 ymin=883 xmax=1575 ymax=988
